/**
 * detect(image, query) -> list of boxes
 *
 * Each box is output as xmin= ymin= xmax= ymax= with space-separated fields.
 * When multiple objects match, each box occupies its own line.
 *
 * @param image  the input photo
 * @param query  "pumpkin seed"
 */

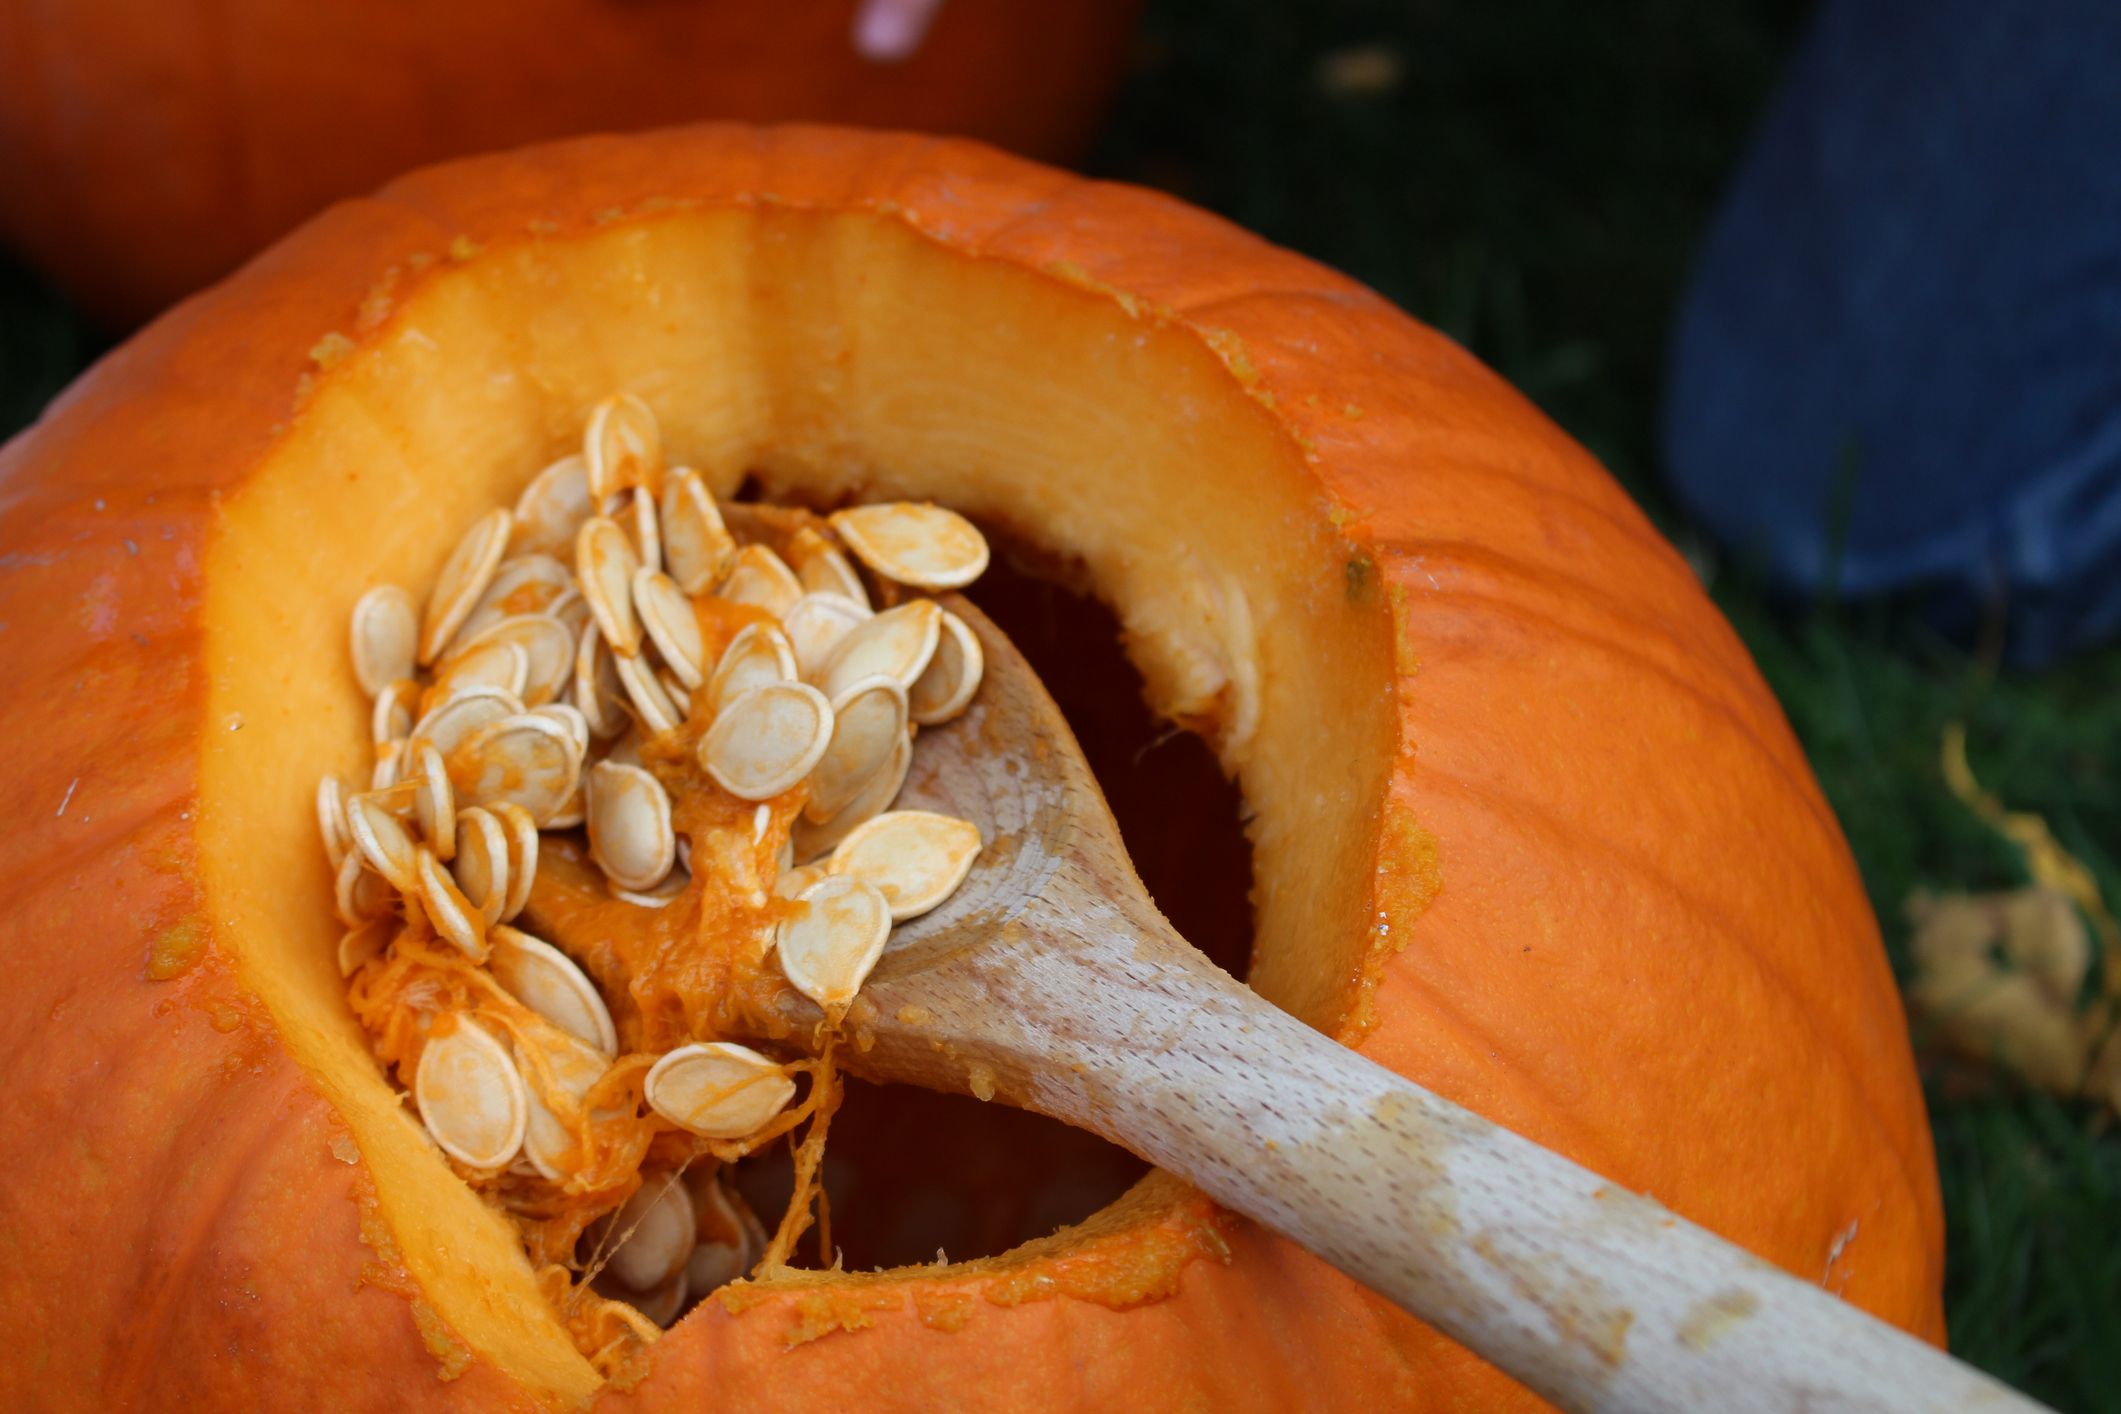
xmin=548 ymin=586 xmax=591 ymax=640
xmin=718 ymin=543 xmax=802 ymax=618
xmin=490 ymin=925 xmax=618 ymax=1055
xmin=613 ymin=869 xmax=690 ymax=909
xmin=787 ymin=526 xmax=870 ymax=609
xmin=660 ymin=468 xmax=735 ymax=594
xmin=657 ymin=665 xmax=694 ymax=719
xmin=614 ymin=650 xmax=683 ymax=735
xmin=433 ymin=637 xmax=529 ymax=701
xmin=587 ymin=761 xmax=676 ymax=892
xmin=517 ymin=1028 xmax=611 ymax=1181
xmin=909 ymin=607 xmax=983 ymax=725
xmin=334 ymin=849 xmax=394 ymax=926
xmin=453 ymin=713 xmax=580 ymax=823
xmin=644 ymin=1042 xmax=795 ymax=1139
xmin=372 ymin=678 xmax=418 ymax=747
xmin=602 ymin=1172 xmax=696 ymax=1290
xmin=317 ymin=774 xmax=352 ymax=869
xmin=412 ymin=742 xmax=456 ymax=863
xmin=415 ymin=1021 xmax=527 ymax=1170
xmin=774 ymin=863 xmax=828 ymax=900
xmin=410 ymin=684 xmax=522 ymax=759
xmin=490 ymin=801 xmax=540 ymax=923
xmin=370 ymin=740 xmax=404 ymax=791
xmin=792 ymin=732 xmax=911 ymax=863
xmin=576 ymin=516 xmax=643 ymax=657
xmin=621 ymin=485 xmax=662 ymax=574
xmin=545 ymin=784 xmax=587 ymax=830
xmin=350 ymin=585 xmax=419 ymax=697
xmin=573 ymin=620 xmax=627 ymax=739
xmin=633 ymin=569 xmax=705 ymax=687
xmin=829 ymin=811 xmax=983 ymax=921
xmin=706 ymin=622 xmax=797 ymax=719
xmin=337 ymin=917 xmax=393 ymax=977
xmin=807 ymin=676 xmax=908 ymax=820
xmin=456 ymin=553 xmax=573 ymax=646
xmin=419 ymin=508 xmax=514 ymax=664
xmin=699 ymin=682 xmax=833 ymax=801
xmin=686 ymin=1179 xmax=764 ymax=1292
xmin=450 ymin=806 xmax=511 ymax=928
xmin=414 ymin=845 xmax=487 ymax=959
xmin=829 ymin=503 xmax=988 ymax=590
xmin=346 ymin=791 xmax=420 ymax=892
xmin=615 ymin=1271 xmax=689 ymax=1328
xmin=456 ymin=614 xmax=575 ymax=707
xmin=584 ymin=393 xmax=662 ymax=500
xmin=774 ymin=874 xmax=891 ymax=1011
xmin=820 ymin=599 xmax=942 ymax=698
xmin=530 ymin=702 xmax=591 ymax=761
xmin=511 ymin=456 xmax=596 ymax=559
xmin=781 ymin=592 xmax=871 ymax=681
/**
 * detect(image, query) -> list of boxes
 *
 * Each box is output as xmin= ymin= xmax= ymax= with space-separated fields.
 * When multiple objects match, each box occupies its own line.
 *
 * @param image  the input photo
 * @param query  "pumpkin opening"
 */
xmin=196 ymin=206 xmax=1396 ymax=1396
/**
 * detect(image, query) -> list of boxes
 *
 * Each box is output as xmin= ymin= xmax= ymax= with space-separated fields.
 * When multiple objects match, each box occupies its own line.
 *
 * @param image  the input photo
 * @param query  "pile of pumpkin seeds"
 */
xmin=319 ymin=394 xmax=987 ymax=1325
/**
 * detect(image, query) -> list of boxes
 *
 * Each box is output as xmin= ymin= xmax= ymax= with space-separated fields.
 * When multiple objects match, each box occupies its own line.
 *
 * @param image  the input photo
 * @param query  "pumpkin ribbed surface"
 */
xmin=0 ymin=125 xmax=1942 ymax=1410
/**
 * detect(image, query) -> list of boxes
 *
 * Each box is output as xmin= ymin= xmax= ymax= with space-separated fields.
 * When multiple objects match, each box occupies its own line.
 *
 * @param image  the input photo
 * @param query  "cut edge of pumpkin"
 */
xmin=196 ymin=198 xmax=1403 ymax=1399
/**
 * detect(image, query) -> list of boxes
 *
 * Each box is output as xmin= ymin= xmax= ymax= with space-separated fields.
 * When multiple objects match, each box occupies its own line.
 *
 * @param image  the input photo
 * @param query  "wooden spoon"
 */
xmin=772 ymin=596 xmax=2042 ymax=1414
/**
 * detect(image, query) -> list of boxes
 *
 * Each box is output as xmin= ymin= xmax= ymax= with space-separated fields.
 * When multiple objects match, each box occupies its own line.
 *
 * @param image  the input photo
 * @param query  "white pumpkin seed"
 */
xmin=622 ymin=485 xmax=662 ymax=574
xmin=414 ymin=845 xmax=487 ymax=959
xmin=614 ymin=650 xmax=683 ymax=735
xmin=573 ymin=620 xmax=627 ymax=739
xmin=821 ymin=598 xmax=942 ymax=698
xmin=686 ymin=1179 xmax=764 ymax=1293
xmin=587 ymin=761 xmax=676 ymax=892
xmin=409 ymin=684 xmax=523 ymax=759
xmin=337 ymin=917 xmax=393 ymax=977
xmin=372 ymin=678 xmax=418 ymax=747
xmin=584 ymin=393 xmax=662 ymax=500
xmin=456 ymin=553 xmax=573 ymax=646
xmin=456 ymin=614 xmax=575 ymax=706
xmin=317 ymin=774 xmax=352 ymax=869
xmin=334 ymin=849 xmax=394 ymax=926
xmin=511 ymin=456 xmax=596 ymax=559
xmin=613 ymin=869 xmax=690 ymax=908
xmin=781 ymin=592 xmax=871 ymax=681
xmin=517 ymin=1028 xmax=611 ymax=1181
xmin=660 ymin=468 xmax=735 ymax=594
xmin=909 ymin=607 xmax=983 ymax=725
xmin=576 ymin=516 xmax=643 ymax=657
xmin=787 ymin=526 xmax=870 ymax=610
xmin=530 ymin=702 xmax=591 ymax=762
xmin=829 ymin=503 xmax=988 ymax=590
xmin=717 ymin=543 xmax=802 ymax=618
xmin=545 ymin=783 xmax=587 ymax=830
xmin=774 ymin=863 xmax=828 ymax=900
xmin=616 ymin=1271 xmax=689 ymax=1328
xmin=774 ymin=874 xmax=891 ymax=1011
xmin=350 ymin=585 xmax=419 ymax=697
xmin=433 ymin=637 xmax=529 ymax=701
xmin=828 ymin=811 xmax=983 ymax=921
xmin=490 ymin=801 xmax=541 ymax=923
xmin=602 ymin=1172 xmax=696 ymax=1291
xmin=450 ymin=807 xmax=511 ymax=928
xmin=706 ymin=622 xmax=797 ymax=719
xmin=346 ymin=791 xmax=420 ymax=892
xmin=792 ymin=732 xmax=911 ymax=863
xmin=657 ymin=665 xmax=693 ymax=719
xmin=633 ymin=568 xmax=705 ymax=687
xmin=419 ymin=508 xmax=514 ymax=664
xmin=453 ymin=713 xmax=580 ymax=823
xmin=644 ymin=1042 xmax=795 ymax=1139
xmin=412 ymin=742 xmax=456 ymax=862
xmin=491 ymin=925 xmax=618 ymax=1056
xmin=415 ymin=1021 xmax=527 ymax=1169
xmin=699 ymin=682 xmax=833 ymax=801
xmin=807 ymin=676 xmax=908 ymax=821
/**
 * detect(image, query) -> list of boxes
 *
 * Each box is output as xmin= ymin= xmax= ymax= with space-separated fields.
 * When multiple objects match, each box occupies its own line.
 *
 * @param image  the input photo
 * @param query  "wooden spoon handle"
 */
xmin=932 ymin=935 xmax=2042 ymax=1414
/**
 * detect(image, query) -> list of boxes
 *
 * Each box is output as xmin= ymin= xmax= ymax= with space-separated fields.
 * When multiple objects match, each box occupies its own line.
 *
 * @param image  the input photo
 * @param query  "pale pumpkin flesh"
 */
xmin=198 ymin=207 xmax=1398 ymax=1399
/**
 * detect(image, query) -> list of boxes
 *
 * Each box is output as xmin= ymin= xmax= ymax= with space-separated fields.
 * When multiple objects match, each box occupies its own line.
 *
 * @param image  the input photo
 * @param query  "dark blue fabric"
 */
xmin=1662 ymin=0 xmax=2121 ymax=664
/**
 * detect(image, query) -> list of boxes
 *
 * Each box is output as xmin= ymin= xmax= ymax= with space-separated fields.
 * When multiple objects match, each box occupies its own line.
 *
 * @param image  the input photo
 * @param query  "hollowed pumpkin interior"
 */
xmin=198 ymin=207 xmax=1397 ymax=1400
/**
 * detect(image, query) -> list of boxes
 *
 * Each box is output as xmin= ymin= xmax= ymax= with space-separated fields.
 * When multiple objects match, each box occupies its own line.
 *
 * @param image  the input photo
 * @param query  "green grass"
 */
xmin=4 ymin=1 xmax=2116 ymax=1404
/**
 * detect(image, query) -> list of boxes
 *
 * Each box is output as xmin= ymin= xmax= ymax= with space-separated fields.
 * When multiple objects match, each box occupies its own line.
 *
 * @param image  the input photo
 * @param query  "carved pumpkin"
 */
xmin=0 ymin=0 xmax=1140 ymax=324
xmin=0 ymin=125 xmax=1942 ymax=1409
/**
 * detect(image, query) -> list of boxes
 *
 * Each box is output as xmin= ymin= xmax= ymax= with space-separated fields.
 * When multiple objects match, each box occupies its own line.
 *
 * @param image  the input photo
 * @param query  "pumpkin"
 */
xmin=0 ymin=0 xmax=1140 ymax=326
xmin=0 ymin=124 xmax=1944 ymax=1409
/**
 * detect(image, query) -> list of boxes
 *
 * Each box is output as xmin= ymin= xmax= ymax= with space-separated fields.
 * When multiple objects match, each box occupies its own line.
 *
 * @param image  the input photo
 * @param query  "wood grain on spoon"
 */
xmin=765 ymin=596 xmax=2040 ymax=1414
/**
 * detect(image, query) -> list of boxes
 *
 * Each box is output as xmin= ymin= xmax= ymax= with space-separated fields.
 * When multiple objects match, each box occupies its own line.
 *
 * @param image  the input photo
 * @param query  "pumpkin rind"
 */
xmin=0 ymin=125 xmax=1942 ymax=1410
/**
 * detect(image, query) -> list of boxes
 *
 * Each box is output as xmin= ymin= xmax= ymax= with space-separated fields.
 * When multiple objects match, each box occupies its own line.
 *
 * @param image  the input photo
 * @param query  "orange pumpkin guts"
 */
xmin=0 ymin=125 xmax=1944 ymax=1409
xmin=0 ymin=0 xmax=1141 ymax=325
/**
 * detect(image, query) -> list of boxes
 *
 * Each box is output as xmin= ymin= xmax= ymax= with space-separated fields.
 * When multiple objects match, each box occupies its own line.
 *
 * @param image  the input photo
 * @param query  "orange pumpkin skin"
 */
xmin=0 ymin=126 xmax=1943 ymax=1410
xmin=0 ymin=0 xmax=1139 ymax=326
